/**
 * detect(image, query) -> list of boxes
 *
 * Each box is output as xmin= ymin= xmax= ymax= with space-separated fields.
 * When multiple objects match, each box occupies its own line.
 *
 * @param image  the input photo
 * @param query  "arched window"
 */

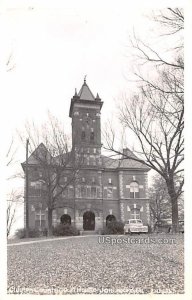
xmin=60 ymin=214 xmax=71 ymax=225
xmin=106 ymin=215 xmax=116 ymax=226
xmin=130 ymin=182 xmax=139 ymax=198
xmin=131 ymin=208 xmax=140 ymax=220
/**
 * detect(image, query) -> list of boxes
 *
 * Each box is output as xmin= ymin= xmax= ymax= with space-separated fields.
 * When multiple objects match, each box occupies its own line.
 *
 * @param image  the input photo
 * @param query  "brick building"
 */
xmin=22 ymin=79 xmax=150 ymax=232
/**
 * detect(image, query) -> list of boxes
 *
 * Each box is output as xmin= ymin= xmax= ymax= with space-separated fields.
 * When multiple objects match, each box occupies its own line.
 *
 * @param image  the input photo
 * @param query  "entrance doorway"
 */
xmin=106 ymin=215 xmax=116 ymax=226
xmin=60 ymin=214 xmax=71 ymax=225
xmin=83 ymin=211 xmax=95 ymax=230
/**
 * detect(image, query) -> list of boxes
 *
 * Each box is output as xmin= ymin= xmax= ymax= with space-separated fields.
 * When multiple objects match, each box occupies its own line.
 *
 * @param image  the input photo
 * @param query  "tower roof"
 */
xmin=69 ymin=78 xmax=103 ymax=117
xmin=78 ymin=78 xmax=95 ymax=101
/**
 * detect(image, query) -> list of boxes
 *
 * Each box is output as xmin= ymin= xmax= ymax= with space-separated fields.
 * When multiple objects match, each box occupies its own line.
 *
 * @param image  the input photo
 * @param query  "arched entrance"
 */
xmin=83 ymin=211 xmax=95 ymax=230
xmin=60 ymin=214 xmax=71 ymax=225
xmin=106 ymin=215 xmax=116 ymax=227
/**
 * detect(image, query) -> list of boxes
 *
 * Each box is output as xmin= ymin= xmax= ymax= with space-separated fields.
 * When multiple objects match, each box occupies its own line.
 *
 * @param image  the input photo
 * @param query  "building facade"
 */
xmin=22 ymin=79 xmax=150 ymax=232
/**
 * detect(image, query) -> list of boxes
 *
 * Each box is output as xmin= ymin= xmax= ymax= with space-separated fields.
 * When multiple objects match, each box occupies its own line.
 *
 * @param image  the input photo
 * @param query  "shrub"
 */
xmin=15 ymin=228 xmax=47 ymax=239
xmin=53 ymin=224 xmax=79 ymax=236
xmin=15 ymin=228 xmax=26 ymax=239
xmin=102 ymin=221 xmax=124 ymax=235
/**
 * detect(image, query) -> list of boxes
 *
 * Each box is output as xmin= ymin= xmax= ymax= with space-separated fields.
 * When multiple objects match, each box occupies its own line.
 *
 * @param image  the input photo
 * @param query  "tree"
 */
xmin=7 ymin=190 xmax=23 ymax=237
xmin=149 ymin=174 xmax=172 ymax=227
xmin=149 ymin=173 xmax=184 ymax=230
xmin=20 ymin=113 xmax=83 ymax=236
xmin=6 ymin=138 xmax=23 ymax=238
xmin=104 ymin=8 xmax=184 ymax=232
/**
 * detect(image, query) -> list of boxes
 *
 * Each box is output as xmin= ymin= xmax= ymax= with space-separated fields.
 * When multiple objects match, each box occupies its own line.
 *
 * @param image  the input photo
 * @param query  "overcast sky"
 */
xmin=0 ymin=0 xmax=185 ymax=233
xmin=0 ymin=0 xmax=183 ymax=154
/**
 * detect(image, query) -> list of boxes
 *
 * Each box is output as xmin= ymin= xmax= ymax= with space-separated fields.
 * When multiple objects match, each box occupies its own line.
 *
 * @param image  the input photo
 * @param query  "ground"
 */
xmin=7 ymin=234 xmax=184 ymax=295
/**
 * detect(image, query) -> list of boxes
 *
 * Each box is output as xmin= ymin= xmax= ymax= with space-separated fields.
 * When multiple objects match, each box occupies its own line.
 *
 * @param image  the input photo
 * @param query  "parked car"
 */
xmin=124 ymin=219 xmax=148 ymax=234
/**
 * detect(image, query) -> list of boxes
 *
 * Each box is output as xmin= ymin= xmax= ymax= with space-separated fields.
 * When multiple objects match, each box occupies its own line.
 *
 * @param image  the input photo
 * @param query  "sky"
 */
xmin=1 ymin=1 xmax=191 ymax=296
xmin=0 ymin=0 xmax=185 ymax=234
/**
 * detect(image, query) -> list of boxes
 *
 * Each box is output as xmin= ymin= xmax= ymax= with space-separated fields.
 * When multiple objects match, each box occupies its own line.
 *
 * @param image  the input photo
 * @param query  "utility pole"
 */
xmin=25 ymin=138 xmax=29 ymax=238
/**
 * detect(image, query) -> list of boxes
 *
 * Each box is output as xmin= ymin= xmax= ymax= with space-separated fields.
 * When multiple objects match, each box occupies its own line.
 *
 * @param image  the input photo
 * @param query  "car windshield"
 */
xmin=137 ymin=220 xmax=142 ymax=223
xmin=129 ymin=220 xmax=137 ymax=224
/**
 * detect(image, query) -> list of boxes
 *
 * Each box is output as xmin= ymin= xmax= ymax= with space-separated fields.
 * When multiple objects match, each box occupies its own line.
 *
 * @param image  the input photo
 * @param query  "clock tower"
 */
xmin=69 ymin=78 xmax=103 ymax=166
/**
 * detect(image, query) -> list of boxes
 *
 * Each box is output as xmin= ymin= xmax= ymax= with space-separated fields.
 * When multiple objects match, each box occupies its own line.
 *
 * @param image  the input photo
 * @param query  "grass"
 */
xmin=7 ymin=233 xmax=184 ymax=294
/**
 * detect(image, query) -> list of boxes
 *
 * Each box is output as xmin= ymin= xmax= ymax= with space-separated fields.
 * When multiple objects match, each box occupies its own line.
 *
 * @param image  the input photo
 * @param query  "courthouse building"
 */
xmin=22 ymin=79 xmax=150 ymax=232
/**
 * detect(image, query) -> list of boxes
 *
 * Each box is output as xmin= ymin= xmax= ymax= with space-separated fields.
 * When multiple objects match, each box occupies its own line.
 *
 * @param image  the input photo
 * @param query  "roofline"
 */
xmin=69 ymin=99 xmax=103 ymax=117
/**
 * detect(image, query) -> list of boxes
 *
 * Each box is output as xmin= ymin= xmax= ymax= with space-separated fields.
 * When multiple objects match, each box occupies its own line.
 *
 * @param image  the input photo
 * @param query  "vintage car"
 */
xmin=124 ymin=219 xmax=148 ymax=234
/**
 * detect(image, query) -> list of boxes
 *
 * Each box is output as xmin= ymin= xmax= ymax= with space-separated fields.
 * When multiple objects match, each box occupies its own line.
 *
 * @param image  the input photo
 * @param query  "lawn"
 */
xmin=7 ymin=234 xmax=184 ymax=294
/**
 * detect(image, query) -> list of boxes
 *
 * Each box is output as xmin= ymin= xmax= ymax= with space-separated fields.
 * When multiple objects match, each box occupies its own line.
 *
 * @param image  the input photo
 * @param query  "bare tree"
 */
xmin=7 ymin=190 xmax=23 ymax=237
xmin=6 ymin=138 xmax=18 ymax=167
xmin=20 ymin=112 xmax=83 ymax=236
xmin=149 ymin=174 xmax=172 ymax=227
xmin=104 ymin=8 xmax=184 ymax=232
xmin=6 ymin=52 xmax=15 ymax=72
xmin=6 ymin=138 xmax=22 ymax=237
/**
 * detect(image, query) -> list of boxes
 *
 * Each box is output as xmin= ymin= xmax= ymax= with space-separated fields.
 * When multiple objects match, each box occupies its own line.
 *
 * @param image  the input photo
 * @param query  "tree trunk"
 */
xmin=47 ymin=208 xmax=53 ymax=236
xmin=167 ymin=178 xmax=179 ymax=233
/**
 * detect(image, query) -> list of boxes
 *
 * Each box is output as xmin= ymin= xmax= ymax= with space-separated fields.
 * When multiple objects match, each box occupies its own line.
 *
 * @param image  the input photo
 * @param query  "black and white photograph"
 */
xmin=0 ymin=0 xmax=190 ymax=298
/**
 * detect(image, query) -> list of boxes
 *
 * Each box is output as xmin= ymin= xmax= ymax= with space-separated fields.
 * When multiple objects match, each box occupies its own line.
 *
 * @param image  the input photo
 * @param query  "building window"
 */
xmin=30 ymin=181 xmax=42 ymax=197
xmin=90 ymin=128 xmax=94 ymax=141
xmin=92 ymin=156 xmax=96 ymax=165
xmin=107 ymin=187 xmax=113 ymax=198
xmin=130 ymin=182 xmax=139 ymax=198
xmin=68 ymin=186 xmax=74 ymax=198
xmin=93 ymin=148 xmax=96 ymax=154
xmin=97 ymin=187 xmax=101 ymax=198
xmin=81 ymin=186 xmax=86 ymax=198
xmin=87 ymin=186 xmax=91 ymax=198
xmin=81 ymin=131 xmax=85 ymax=140
xmin=82 ymin=177 xmax=85 ymax=183
xmin=91 ymin=187 xmax=97 ymax=198
xmin=131 ymin=208 xmax=140 ymax=219
xmin=35 ymin=209 xmax=46 ymax=228
xmin=108 ymin=178 xmax=112 ymax=184
xmin=81 ymin=127 xmax=85 ymax=140
xmin=62 ymin=188 xmax=68 ymax=198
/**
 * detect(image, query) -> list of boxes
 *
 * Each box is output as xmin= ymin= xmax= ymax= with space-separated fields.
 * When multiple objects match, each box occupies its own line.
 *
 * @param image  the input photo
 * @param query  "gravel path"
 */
xmin=7 ymin=234 xmax=184 ymax=294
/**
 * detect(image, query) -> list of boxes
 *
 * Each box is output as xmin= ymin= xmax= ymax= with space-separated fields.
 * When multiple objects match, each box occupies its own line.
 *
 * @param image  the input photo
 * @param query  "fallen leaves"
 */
xmin=7 ymin=234 xmax=184 ymax=294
